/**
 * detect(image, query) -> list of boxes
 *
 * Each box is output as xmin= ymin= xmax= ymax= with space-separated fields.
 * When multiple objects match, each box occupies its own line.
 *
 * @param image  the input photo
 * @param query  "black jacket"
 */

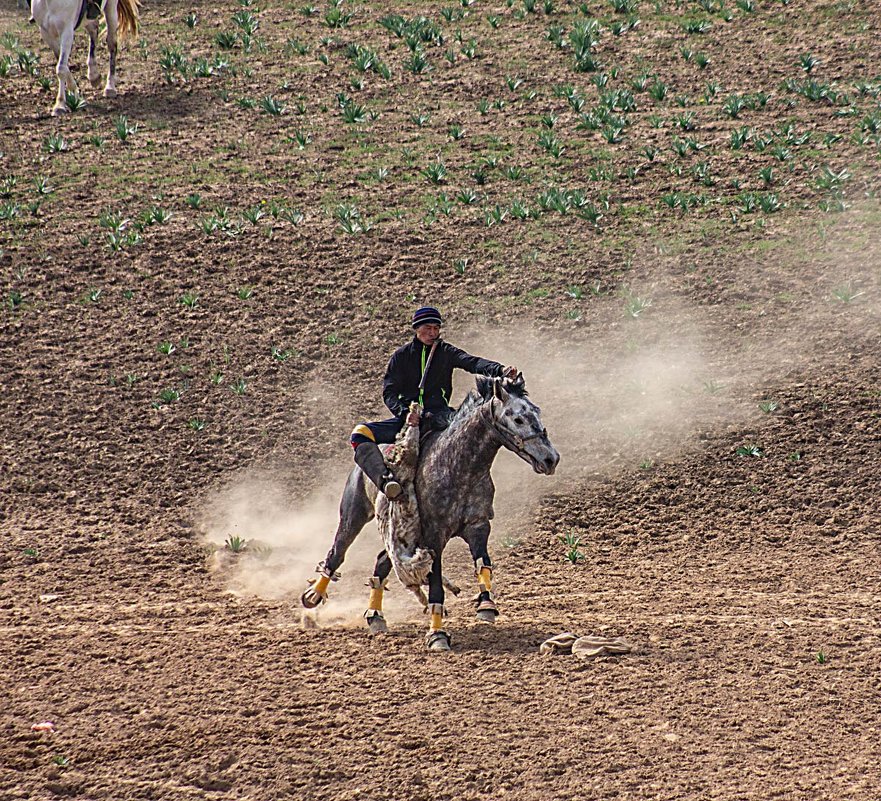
xmin=383 ymin=337 xmax=505 ymax=418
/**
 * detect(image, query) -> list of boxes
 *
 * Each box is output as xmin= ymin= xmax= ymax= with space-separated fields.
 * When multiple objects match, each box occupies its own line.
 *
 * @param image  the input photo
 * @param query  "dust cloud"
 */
xmin=198 ymin=470 xmax=421 ymax=626
xmin=199 ymin=211 xmax=880 ymax=617
xmin=200 ymin=303 xmax=740 ymax=615
xmin=456 ymin=301 xmax=751 ymax=535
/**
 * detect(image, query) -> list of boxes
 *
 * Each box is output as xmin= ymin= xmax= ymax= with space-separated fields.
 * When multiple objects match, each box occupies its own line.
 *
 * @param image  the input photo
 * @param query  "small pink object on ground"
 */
xmin=31 ymin=721 xmax=55 ymax=732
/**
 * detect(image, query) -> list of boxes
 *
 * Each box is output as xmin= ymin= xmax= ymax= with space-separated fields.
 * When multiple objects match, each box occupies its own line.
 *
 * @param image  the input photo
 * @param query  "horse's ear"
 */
xmin=493 ymin=378 xmax=509 ymax=401
xmin=475 ymin=376 xmax=494 ymax=401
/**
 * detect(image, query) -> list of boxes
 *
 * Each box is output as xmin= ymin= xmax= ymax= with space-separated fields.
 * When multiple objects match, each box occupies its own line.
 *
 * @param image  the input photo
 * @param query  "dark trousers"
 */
xmin=350 ymin=407 xmax=456 ymax=448
xmin=350 ymin=417 xmax=405 ymax=448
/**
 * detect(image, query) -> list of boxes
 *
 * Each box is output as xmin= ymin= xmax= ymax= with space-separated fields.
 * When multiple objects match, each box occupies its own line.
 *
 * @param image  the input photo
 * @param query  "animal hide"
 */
xmin=375 ymin=405 xmax=433 ymax=603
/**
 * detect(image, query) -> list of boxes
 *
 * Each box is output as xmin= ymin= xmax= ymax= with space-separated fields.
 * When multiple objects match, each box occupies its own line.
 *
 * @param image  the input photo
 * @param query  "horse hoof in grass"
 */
xmin=52 ymin=104 xmax=69 ymax=116
xmin=103 ymin=87 xmax=117 ymax=98
xmin=426 ymin=630 xmax=451 ymax=652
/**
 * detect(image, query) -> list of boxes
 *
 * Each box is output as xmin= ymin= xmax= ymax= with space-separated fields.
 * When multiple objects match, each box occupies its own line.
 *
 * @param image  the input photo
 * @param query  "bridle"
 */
xmin=479 ymin=399 xmax=547 ymax=454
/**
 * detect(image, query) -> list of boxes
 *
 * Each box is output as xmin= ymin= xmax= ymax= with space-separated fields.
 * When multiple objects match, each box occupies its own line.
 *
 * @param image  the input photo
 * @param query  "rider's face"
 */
xmin=415 ymin=323 xmax=441 ymax=346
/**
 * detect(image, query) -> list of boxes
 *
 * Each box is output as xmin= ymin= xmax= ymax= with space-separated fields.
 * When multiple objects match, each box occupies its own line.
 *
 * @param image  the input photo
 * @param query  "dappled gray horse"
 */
xmin=301 ymin=374 xmax=559 ymax=650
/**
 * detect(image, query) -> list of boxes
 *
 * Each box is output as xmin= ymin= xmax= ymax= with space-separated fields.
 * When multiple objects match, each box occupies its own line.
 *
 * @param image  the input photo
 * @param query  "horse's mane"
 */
xmin=451 ymin=375 xmax=528 ymax=424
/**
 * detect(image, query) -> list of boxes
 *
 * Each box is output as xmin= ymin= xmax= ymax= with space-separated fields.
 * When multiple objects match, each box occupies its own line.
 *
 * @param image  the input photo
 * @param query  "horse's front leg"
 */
xmin=364 ymin=550 xmax=393 ymax=635
xmin=466 ymin=522 xmax=499 ymax=623
xmin=50 ymin=22 xmax=76 ymax=114
xmin=103 ymin=0 xmax=119 ymax=97
xmin=301 ymin=470 xmax=374 ymax=608
xmin=425 ymin=552 xmax=451 ymax=651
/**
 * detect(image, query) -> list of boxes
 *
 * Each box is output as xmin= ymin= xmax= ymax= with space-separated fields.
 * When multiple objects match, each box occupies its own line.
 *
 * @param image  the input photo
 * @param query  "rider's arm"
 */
xmin=382 ymin=351 xmax=411 ymax=418
xmin=444 ymin=343 xmax=505 ymax=377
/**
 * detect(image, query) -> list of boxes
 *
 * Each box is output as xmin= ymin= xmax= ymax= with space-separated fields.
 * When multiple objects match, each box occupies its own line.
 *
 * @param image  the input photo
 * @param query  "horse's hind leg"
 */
xmin=364 ymin=550 xmax=392 ymax=634
xmin=465 ymin=522 xmax=499 ymax=623
xmin=301 ymin=469 xmax=374 ymax=608
xmin=103 ymin=0 xmax=119 ymax=97
xmin=425 ymin=552 xmax=451 ymax=651
xmin=85 ymin=18 xmax=101 ymax=88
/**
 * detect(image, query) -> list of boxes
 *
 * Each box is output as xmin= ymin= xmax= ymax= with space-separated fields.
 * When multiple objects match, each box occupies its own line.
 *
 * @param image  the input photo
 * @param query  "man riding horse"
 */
xmin=350 ymin=306 xmax=518 ymax=499
xmin=303 ymin=308 xmax=557 ymax=648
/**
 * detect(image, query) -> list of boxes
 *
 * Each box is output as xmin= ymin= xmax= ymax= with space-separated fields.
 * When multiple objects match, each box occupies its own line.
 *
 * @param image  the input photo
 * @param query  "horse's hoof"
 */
xmin=365 ymin=612 xmax=388 ymax=635
xmin=475 ymin=596 xmax=498 ymax=623
xmin=90 ymin=77 xmax=102 ymax=89
xmin=300 ymin=588 xmax=326 ymax=609
xmin=103 ymin=87 xmax=117 ymax=98
xmin=51 ymin=105 xmax=69 ymax=116
xmin=426 ymin=630 xmax=452 ymax=651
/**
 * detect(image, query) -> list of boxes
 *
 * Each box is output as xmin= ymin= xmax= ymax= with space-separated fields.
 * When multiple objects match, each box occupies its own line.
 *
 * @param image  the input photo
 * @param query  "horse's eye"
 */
xmin=514 ymin=417 xmax=525 ymax=425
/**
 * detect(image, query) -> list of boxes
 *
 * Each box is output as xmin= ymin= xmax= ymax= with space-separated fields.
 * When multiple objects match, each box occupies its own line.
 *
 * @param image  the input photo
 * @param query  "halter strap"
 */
xmin=478 ymin=401 xmax=546 ymax=453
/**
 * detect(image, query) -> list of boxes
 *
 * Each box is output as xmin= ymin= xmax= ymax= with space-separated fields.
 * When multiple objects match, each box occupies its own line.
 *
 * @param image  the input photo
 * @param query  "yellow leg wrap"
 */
xmin=428 ymin=603 xmax=444 ymax=632
xmin=313 ymin=575 xmax=331 ymax=597
xmin=478 ymin=567 xmax=492 ymax=592
xmin=368 ymin=588 xmax=384 ymax=612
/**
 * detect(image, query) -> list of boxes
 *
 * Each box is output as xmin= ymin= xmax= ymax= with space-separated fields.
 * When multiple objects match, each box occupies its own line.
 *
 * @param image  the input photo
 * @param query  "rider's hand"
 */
xmin=503 ymin=365 xmax=518 ymax=379
xmin=406 ymin=409 xmax=421 ymax=427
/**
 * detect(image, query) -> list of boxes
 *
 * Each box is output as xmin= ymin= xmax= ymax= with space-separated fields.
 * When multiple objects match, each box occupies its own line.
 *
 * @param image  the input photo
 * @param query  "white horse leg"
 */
xmin=52 ymin=22 xmax=76 ymax=115
xmin=103 ymin=0 xmax=118 ymax=97
xmin=85 ymin=18 xmax=100 ymax=88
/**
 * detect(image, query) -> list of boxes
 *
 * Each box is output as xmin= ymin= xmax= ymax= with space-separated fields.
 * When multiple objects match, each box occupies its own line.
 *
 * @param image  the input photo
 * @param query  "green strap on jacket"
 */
xmin=419 ymin=345 xmax=426 ymax=406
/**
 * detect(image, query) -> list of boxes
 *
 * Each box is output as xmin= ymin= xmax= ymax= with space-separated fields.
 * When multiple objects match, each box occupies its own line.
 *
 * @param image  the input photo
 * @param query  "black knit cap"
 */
xmin=411 ymin=306 xmax=443 ymax=328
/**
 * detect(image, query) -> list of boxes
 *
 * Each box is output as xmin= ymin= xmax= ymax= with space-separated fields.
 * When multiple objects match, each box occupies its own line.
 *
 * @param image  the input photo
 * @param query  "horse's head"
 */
xmin=476 ymin=374 xmax=560 ymax=475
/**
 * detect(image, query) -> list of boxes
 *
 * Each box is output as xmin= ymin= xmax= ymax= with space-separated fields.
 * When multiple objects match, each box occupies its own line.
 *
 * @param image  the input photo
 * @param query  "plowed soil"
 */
xmin=1 ymin=0 xmax=880 ymax=799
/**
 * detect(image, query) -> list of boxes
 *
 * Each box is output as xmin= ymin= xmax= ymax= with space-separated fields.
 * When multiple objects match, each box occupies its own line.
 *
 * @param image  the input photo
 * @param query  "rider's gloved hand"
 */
xmin=502 ymin=365 xmax=519 ymax=379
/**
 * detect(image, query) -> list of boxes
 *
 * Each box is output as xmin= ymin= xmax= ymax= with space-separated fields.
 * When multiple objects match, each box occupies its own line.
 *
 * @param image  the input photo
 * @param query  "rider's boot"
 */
xmin=353 ymin=441 xmax=402 ymax=499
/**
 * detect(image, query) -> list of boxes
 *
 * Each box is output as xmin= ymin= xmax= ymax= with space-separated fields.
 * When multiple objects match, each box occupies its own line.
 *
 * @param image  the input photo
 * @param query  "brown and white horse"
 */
xmin=30 ymin=0 xmax=139 ymax=115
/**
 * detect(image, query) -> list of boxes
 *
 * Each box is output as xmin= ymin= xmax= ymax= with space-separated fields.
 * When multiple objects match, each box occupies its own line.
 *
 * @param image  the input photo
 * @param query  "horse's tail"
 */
xmin=116 ymin=0 xmax=140 ymax=41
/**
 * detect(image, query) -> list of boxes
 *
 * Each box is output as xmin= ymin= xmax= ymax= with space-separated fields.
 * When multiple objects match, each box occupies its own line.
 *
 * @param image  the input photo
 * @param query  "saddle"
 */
xmin=419 ymin=408 xmax=453 ymax=444
xmin=69 ymin=0 xmax=100 ymax=29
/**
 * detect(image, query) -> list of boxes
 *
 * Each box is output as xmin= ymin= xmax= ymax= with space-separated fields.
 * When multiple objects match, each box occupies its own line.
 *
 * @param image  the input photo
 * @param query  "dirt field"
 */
xmin=2 ymin=0 xmax=880 ymax=798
